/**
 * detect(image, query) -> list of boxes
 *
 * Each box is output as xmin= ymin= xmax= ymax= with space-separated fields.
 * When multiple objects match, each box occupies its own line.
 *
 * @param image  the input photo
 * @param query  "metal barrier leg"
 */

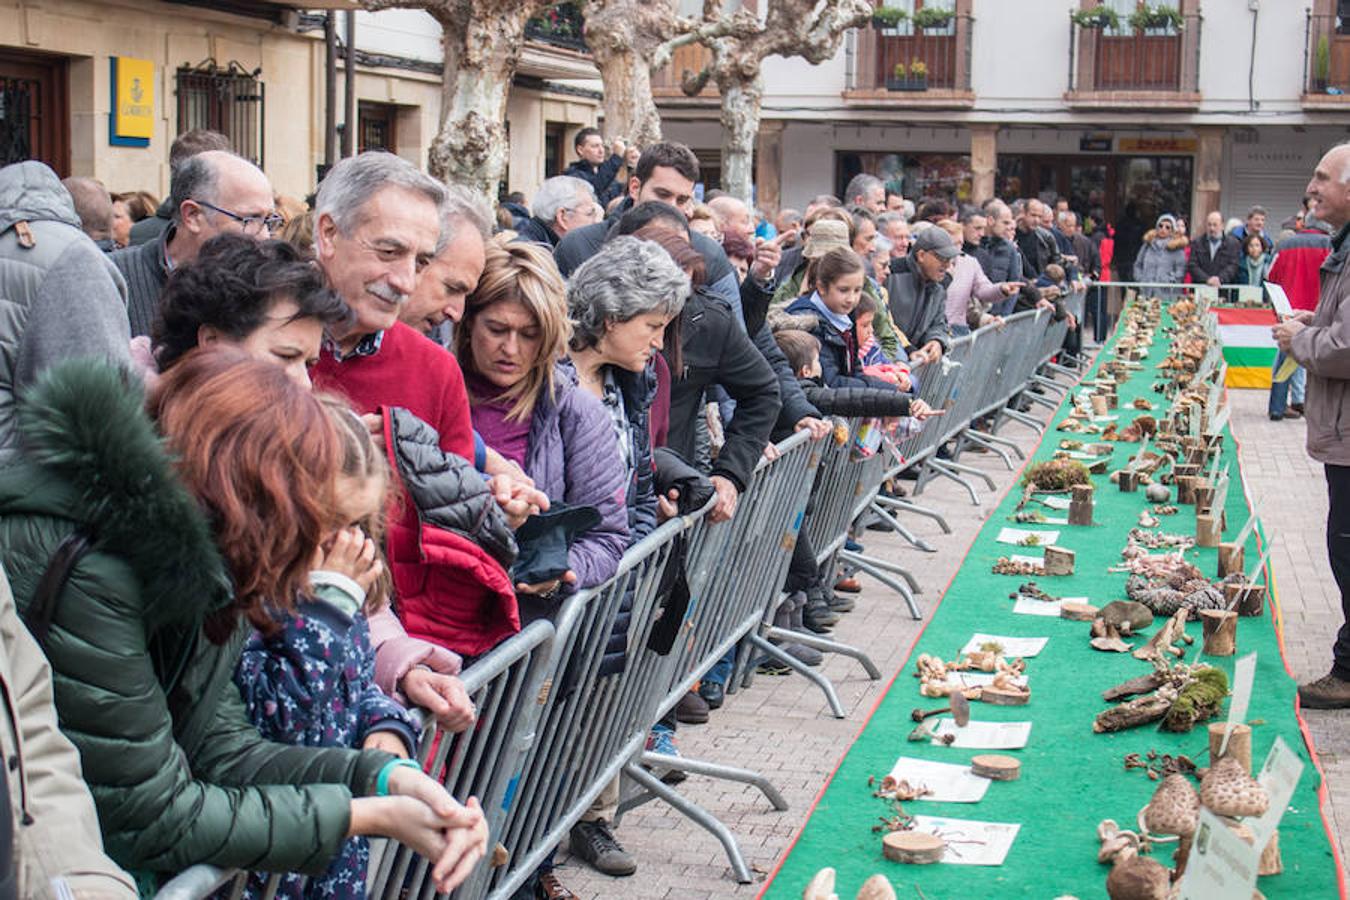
xmin=840 ymin=548 xmax=921 ymax=592
xmin=745 ymin=634 xmax=846 ymax=718
xmin=965 ymin=427 xmax=1025 ymax=459
xmin=764 ymin=626 xmax=883 ymax=680
xmin=1026 ymin=391 xmax=1059 ymax=410
xmin=1031 ymin=373 xmax=1071 ymax=395
xmin=838 ymin=553 xmax=923 ymax=620
xmin=874 ymin=495 xmax=952 ymax=534
xmin=637 ymin=752 xmax=790 ymax=812
xmin=619 ymin=763 xmax=757 ymax=884
xmin=867 ymin=501 xmax=937 ymax=552
xmin=960 ymin=431 xmax=1016 ymax=469
xmin=1000 ymin=406 xmax=1046 ymax=434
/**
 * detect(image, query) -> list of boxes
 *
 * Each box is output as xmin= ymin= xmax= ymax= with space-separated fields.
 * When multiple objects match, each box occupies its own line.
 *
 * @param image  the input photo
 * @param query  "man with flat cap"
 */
xmin=885 ymin=226 xmax=957 ymax=366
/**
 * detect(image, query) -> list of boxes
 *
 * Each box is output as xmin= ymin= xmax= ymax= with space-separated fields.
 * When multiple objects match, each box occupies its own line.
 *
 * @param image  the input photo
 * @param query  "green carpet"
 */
xmin=762 ymin=305 xmax=1344 ymax=899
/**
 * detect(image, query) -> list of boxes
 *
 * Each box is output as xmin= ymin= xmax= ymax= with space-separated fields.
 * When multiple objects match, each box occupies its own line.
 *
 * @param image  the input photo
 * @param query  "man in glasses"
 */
xmin=112 ymin=149 xmax=276 ymax=337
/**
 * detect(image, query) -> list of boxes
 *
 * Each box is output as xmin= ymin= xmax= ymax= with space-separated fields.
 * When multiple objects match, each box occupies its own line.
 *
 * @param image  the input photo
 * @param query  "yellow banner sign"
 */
xmin=1117 ymin=137 xmax=1197 ymax=154
xmin=113 ymin=57 xmax=154 ymax=142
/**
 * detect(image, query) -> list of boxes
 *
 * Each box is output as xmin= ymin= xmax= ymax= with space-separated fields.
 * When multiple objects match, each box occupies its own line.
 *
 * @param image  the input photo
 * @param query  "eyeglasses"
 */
xmin=196 ymin=200 xmax=283 ymax=236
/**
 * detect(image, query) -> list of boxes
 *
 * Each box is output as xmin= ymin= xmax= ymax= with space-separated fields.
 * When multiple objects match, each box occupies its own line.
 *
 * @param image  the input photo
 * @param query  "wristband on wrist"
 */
xmin=375 ymin=758 xmax=422 ymax=796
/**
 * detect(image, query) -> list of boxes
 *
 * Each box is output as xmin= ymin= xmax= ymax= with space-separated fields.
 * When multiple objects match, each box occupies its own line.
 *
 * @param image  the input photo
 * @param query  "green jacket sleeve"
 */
xmin=31 ymin=543 xmax=369 ymax=875
xmin=867 ymin=281 xmax=903 ymax=358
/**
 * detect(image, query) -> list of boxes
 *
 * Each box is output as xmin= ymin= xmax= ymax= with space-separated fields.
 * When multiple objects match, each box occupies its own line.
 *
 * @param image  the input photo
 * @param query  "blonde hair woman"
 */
xmin=456 ymin=237 xmax=628 ymax=601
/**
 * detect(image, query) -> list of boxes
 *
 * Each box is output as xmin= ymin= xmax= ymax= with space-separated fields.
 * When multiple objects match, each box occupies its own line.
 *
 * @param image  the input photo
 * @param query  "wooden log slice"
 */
xmin=1060 ymin=601 xmax=1100 ymax=621
xmin=971 ymin=754 xmax=1022 ymax=781
xmin=882 ymin=830 xmax=945 ymax=865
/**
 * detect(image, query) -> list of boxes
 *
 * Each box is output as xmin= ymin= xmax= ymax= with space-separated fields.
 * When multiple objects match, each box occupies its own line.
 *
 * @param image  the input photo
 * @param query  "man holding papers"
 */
xmin=1274 ymin=143 xmax=1350 ymax=707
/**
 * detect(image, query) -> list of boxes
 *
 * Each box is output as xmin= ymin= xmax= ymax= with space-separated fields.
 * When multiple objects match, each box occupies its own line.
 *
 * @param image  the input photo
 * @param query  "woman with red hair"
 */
xmin=0 ymin=347 xmax=487 ymax=890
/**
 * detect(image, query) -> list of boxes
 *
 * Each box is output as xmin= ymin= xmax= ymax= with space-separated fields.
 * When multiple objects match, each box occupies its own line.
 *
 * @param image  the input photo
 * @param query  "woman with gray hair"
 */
xmin=556 ymin=235 xmax=689 ymax=885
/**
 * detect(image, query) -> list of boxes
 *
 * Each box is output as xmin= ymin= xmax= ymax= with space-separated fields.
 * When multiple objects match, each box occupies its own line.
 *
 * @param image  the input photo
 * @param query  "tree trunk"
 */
xmin=717 ymin=73 xmax=762 ymax=207
xmin=582 ymin=1 xmax=673 ymax=146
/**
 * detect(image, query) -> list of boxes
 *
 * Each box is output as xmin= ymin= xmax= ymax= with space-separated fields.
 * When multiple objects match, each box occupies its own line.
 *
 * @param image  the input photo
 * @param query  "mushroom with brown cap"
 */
xmin=1199 ymin=757 xmax=1270 ymax=818
xmin=1106 ymin=849 xmax=1170 ymax=900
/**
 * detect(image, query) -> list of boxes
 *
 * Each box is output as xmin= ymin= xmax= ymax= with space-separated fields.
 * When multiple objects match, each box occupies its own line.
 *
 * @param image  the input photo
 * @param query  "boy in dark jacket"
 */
xmin=774 ymin=329 xmax=935 ymax=421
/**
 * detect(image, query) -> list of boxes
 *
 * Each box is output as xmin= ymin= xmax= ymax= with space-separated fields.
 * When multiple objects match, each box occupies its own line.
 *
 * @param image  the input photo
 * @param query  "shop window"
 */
xmin=544 ymin=122 xmax=566 ymax=177
xmin=838 ymin=151 xmax=973 ymax=206
xmin=358 ymin=102 xmax=397 ymax=155
xmin=0 ymin=50 xmax=69 ymax=175
xmin=176 ymin=61 xmax=264 ymax=166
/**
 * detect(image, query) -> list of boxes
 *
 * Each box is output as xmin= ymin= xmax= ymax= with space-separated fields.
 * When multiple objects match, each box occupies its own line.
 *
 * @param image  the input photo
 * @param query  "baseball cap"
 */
xmin=911 ymin=226 xmax=959 ymax=260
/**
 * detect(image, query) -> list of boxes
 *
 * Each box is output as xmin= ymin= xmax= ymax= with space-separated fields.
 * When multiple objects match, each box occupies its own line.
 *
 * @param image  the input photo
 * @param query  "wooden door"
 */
xmin=0 ymin=50 xmax=69 ymax=176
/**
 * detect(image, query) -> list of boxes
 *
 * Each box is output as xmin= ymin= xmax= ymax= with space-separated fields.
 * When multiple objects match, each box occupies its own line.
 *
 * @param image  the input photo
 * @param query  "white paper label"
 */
xmin=1247 ymin=736 xmax=1305 ymax=850
xmin=1266 ymin=282 xmax=1294 ymax=319
xmin=931 ymin=719 xmax=1032 ymax=749
xmin=961 ymin=634 xmax=1048 ymax=657
xmin=886 ymin=757 xmax=992 ymax=803
xmin=908 ymin=815 xmax=1020 ymax=866
xmin=1177 ymin=808 xmax=1259 ymax=900
xmin=1040 ymin=496 xmax=1072 ymax=511
xmin=996 ymin=527 xmax=1061 ymax=547
xmin=1012 ymin=596 xmax=1064 ymax=617
xmin=1220 ymin=653 xmax=1257 ymax=757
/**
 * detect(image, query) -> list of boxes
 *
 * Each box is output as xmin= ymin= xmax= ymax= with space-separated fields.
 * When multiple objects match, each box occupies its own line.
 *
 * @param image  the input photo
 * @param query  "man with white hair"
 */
xmin=707 ymin=194 xmax=753 ymax=241
xmin=400 ymin=185 xmax=494 ymax=338
xmin=877 ymin=211 xmax=911 ymax=260
xmin=844 ymin=173 xmax=885 ymax=214
xmin=1274 ymin=143 xmax=1350 ymax=707
xmin=111 ymin=149 xmax=277 ymax=337
xmin=515 ymin=175 xmax=599 ymax=247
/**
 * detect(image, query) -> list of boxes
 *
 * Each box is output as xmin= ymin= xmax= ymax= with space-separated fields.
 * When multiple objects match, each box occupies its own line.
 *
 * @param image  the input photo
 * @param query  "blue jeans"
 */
xmin=702 ymin=647 xmax=736 ymax=686
xmin=1268 ymin=350 xmax=1308 ymax=417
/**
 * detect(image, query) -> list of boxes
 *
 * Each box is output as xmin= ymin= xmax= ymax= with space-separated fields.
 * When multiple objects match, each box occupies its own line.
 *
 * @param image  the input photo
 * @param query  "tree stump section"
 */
xmin=1208 ymin=722 xmax=1252 ymax=774
xmin=882 ymin=830 xmax=945 ymax=864
xmin=1196 ymin=513 xmax=1221 ymax=548
xmin=1176 ymin=475 xmax=1199 ymax=505
xmin=1224 ymin=583 xmax=1267 ymax=617
xmin=1200 ymin=609 xmax=1237 ymax=656
xmin=1218 ymin=542 xmax=1244 ymax=579
xmin=1119 ymin=470 xmax=1139 ymax=493
xmin=1044 ymin=546 xmax=1075 ymax=576
xmin=1091 ymin=394 xmax=1109 ymax=416
xmin=971 ymin=755 xmax=1021 ymax=781
xmin=1068 ymin=485 xmax=1094 ymax=526
xmin=1193 ymin=484 xmax=1216 ymax=512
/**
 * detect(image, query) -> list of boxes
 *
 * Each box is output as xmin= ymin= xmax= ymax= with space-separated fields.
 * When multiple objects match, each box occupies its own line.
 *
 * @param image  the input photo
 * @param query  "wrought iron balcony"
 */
xmin=844 ymin=11 xmax=974 ymax=105
xmin=1066 ymin=10 xmax=1202 ymax=107
xmin=525 ymin=3 xmax=588 ymax=54
xmin=1303 ymin=12 xmax=1350 ymax=105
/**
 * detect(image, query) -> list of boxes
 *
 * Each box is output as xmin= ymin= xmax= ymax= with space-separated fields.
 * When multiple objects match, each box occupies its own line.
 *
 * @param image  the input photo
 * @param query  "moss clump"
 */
xmin=1023 ymin=459 xmax=1091 ymax=491
xmin=1162 ymin=667 xmax=1229 ymax=732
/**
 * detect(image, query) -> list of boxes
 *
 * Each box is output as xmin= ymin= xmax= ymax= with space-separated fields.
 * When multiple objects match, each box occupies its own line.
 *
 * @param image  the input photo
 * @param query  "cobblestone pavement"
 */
xmin=551 ymin=383 xmax=1348 ymax=899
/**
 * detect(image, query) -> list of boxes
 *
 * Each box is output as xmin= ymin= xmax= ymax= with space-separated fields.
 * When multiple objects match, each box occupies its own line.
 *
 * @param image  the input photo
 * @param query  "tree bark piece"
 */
xmin=971 ymin=754 xmax=1021 ymax=781
xmin=981 ymin=687 xmax=1030 ymax=706
xmin=1044 ymin=546 xmax=1075 ymax=576
xmin=1094 ymin=693 xmax=1174 ymax=733
xmin=1176 ymin=475 xmax=1199 ymax=505
xmin=1208 ymin=722 xmax=1252 ymax=774
xmin=1061 ymin=601 xmax=1100 ymax=621
xmin=1200 ymin=609 xmax=1237 ymax=656
xmin=1119 ymin=470 xmax=1139 ymax=493
xmin=1102 ymin=671 xmax=1168 ymax=702
xmin=882 ymin=831 xmax=944 ymax=864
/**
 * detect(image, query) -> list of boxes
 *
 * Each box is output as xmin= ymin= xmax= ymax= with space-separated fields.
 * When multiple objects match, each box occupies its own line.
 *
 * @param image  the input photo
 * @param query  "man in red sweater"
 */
xmin=1267 ymin=217 xmax=1333 ymax=419
xmin=309 ymin=152 xmax=543 ymax=519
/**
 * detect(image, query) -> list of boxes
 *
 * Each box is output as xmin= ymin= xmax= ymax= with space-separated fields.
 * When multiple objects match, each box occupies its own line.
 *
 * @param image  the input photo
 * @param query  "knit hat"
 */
xmin=1155 ymin=214 xmax=1177 ymax=229
xmin=802 ymin=219 xmax=851 ymax=259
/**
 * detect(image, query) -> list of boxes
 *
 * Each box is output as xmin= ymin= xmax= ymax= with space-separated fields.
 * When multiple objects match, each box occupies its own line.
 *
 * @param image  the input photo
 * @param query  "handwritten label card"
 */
xmin=1177 ymin=808 xmax=1259 ymax=900
xmin=908 ymin=816 xmax=1020 ymax=866
xmin=886 ymin=757 xmax=991 ymax=803
xmin=1248 ymin=736 xmax=1305 ymax=850
xmin=1219 ymin=653 xmax=1257 ymax=758
xmin=961 ymin=634 xmax=1048 ymax=657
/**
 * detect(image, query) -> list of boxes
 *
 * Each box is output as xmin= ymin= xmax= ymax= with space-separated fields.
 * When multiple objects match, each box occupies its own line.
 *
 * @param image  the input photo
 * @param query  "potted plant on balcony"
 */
xmin=912 ymin=5 xmax=955 ymax=30
xmin=872 ymin=6 xmax=909 ymax=33
xmin=886 ymin=59 xmax=929 ymax=91
xmin=1315 ymin=33 xmax=1332 ymax=92
xmin=1128 ymin=4 xmax=1183 ymax=33
xmin=1071 ymin=5 xmax=1121 ymax=30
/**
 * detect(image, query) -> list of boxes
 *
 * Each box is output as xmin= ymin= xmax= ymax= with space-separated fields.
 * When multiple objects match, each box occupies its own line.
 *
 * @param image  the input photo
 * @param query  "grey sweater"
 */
xmin=108 ymin=228 xmax=169 ymax=338
xmin=0 ymin=161 xmax=130 ymax=467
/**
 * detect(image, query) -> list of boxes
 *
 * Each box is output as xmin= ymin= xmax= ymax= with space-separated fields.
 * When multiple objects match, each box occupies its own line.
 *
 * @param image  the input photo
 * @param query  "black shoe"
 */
xmin=1284 ymin=408 xmax=1304 ymax=420
xmin=865 ymin=517 xmax=896 ymax=532
xmin=569 ymin=819 xmax=637 ymax=876
xmin=674 ymin=689 xmax=709 ymax=724
xmin=827 ymin=591 xmax=856 ymax=613
xmin=1291 ymin=402 xmax=1306 ymax=414
xmin=1299 ymin=672 xmax=1350 ymax=709
xmin=803 ymin=601 xmax=837 ymax=633
xmin=698 ymin=680 xmax=725 ymax=710
xmin=1269 ymin=413 xmax=1284 ymax=421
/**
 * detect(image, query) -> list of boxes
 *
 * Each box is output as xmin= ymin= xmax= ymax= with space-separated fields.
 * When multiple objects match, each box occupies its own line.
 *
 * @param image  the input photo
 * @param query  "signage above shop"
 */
xmin=1079 ymin=133 xmax=1112 ymax=152
xmin=110 ymin=57 xmax=154 ymax=147
xmin=1118 ymin=136 xmax=1197 ymax=154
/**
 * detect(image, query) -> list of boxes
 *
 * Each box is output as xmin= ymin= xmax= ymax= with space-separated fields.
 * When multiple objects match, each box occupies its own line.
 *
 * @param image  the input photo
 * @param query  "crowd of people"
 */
xmin=10 ymin=123 xmax=1314 ymax=900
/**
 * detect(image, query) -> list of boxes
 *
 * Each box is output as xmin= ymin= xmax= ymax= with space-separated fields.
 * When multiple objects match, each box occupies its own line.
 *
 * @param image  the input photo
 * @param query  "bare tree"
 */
xmin=361 ymin=0 xmax=551 ymax=198
xmin=578 ymin=0 xmax=678 ymax=148
xmin=658 ymin=0 xmax=871 ymax=205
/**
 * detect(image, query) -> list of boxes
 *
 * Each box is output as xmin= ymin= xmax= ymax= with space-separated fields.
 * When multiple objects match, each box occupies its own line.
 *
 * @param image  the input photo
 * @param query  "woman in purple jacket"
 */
xmin=455 ymin=237 xmax=628 ymax=606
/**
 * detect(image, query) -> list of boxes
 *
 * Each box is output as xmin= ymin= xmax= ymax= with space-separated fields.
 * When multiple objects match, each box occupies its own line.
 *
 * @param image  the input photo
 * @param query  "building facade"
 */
xmin=0 ymin=0 xmax=601 ymax=201
xmin=656 ymin=0 xmax=1350 ymax=229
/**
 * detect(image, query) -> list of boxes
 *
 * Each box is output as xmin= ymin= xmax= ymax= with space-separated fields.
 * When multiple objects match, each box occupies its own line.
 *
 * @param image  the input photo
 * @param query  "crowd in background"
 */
xmin=0 ymin=124 xmax=1318 ymax=900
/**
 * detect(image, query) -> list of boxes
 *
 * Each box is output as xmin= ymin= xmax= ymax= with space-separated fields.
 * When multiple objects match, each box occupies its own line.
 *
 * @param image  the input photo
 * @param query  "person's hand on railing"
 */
xmin=656 ymin=488 xmax=680 ymax=522
xmin=794 ymin=416 xmax=831 ymax=440
xmin=402 ymin=668 xmax=477 ymax=733
xmin=708 ymin=475 xmax=740 ymax=523
xmin=761 ymin=442 xmax=781 ymax=463
xmin=908 ymin=340 xmax=944 ymax=368
xmin=1066 ymin=313 xmax=1078 ymax=330
xmin=516 ymin=570 xmax=576 ymax=598
xmin=909 ymin=399 xmax=944 ymax=421
xmin=349 ymin=776 xmax=488 ymax=893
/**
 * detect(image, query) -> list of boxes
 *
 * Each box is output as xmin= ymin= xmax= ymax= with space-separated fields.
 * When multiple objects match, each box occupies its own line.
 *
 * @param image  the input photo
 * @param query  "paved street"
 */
xmin=556 ymin=381 xmax=1349 ymax=899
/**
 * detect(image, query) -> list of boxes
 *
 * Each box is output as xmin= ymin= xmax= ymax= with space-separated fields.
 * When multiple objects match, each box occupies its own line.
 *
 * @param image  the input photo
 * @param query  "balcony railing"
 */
xmin=1066 ymin=12 xmax=1201 ymax=102
xmin=1304 ymin=13 xmax=1350 ymax=98
xmin=846 ymin=13 xmax=973 ymax=101
xmin=524 ymin=3 xmax=588 ymax=54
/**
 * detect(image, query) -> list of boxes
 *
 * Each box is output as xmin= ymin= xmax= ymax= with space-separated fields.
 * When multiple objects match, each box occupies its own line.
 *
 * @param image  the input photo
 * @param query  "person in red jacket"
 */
xmin=1267 ymin=217 xmax=1333 ymax=420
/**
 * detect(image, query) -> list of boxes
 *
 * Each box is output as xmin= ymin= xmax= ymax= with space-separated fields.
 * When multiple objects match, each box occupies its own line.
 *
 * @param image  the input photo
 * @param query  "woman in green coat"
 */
xmin=0 ymin=348 xmax=487 ymax=892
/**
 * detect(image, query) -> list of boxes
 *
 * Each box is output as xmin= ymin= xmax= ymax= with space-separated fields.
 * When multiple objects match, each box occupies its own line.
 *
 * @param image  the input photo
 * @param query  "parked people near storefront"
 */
xmin=1273 ymin=143 xmax=1350 ymax=708
xmin=1187 ymin=211 xmax=1240 ymax=287
xmin=1236 ymin=232 xmax=1274 ymax=287
xmin=562 ymin=128 xmax=628 ymax=208
xmin=0 ymin=347 xmax=488 ymax=884
xmin=784 ymin=248 xmax=895 ymax=390
xmin=112 ymin=149 xmax=278 ymax=338
xmin=515 ymin=175 xmax=599 ymax=248
xmin=1132 ymin=214 xmax=1188 ymax=284
xmin=1233 ymin=204 xmax=1274 ymax=254
xmin=844 ymin=173 xmax=885 ymax=214
xmin=1014 ymin=199 xmax=1062 ymax=279
xmin=775 ymin=208 xmax=803 ymax=247
xmin=885 ymin=226 xmax=956 ymax=366
xmin=0 ymin=160 xmax=130 ymax=468
xmin=850 ymin=207 xmax=878 ymax=257
xmin=1267 ymin=216 xmax=1332 ymax=421
xmin=126 ymin=128 xmax=232 ymax=247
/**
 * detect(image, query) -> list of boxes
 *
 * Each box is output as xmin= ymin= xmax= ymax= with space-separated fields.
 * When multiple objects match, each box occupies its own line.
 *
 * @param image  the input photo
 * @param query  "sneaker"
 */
xmin=536 ymin=872 xmax=578 ymax=900
xmin=1299 ymin=672 xmax=1350 ymax=709
xmin=755 ymin=657 xmax=793 ymax=676
xmin=698 ymin=680 xmax=725 ymax=709
xmin=827 ymin=591 xmax=856 ymax=613
xmin=569 ymin=819 xmax=637 ymax=877
xmin=644 ymin=725 xmax=687 ymax=784
xmin=803 ymin=603 xmax=837 ymax=633
xmin=674 ymin=689 xmax=709 ymax=724
xmin=780 ymin=641 xmax=823 ymax=667
xmin=844 ymin=537 xmax=865 ymax=552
